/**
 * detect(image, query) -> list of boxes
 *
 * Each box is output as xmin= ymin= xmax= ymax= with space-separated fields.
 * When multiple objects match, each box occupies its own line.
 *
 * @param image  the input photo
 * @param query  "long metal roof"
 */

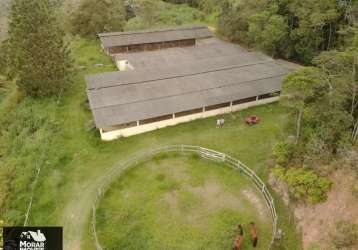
xmin=86 ymin=38 xmax=291 ymax=128
xmin=98 ymin=25 xmax=213 ymax=48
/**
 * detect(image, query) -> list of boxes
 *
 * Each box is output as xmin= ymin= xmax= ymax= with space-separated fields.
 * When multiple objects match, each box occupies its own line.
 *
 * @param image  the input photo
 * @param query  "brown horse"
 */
xmin=232 ymin=224 xmax=244 ymax=250
xmin=250 ymin=222 xmax=258 ymax=247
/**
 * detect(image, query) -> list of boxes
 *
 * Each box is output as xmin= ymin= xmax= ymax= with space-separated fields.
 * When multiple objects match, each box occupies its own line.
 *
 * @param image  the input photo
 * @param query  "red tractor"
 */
xmin=245 ymin=115 xmax=260 ymax=126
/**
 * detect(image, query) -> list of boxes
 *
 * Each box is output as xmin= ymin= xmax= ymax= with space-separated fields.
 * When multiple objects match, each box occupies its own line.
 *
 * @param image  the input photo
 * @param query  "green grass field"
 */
xmin=0 ymin=38 xmax=301 ymax=250
xmin=91 ymin=154 xmax=273 ymax=250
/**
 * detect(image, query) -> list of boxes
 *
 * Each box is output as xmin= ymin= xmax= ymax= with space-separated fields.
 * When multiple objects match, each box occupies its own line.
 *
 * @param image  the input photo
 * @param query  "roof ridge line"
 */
xmin=90 ymin=73 xmax=286 ymax=110
xmin=98 ymin=25 xmax=208 ymax=37
xmin=87 ymin=59 xmax=275 ymax=91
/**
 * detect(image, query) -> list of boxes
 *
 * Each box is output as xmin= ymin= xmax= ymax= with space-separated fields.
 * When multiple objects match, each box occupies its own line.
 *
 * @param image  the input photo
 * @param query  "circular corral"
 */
xmin=91 ymin=145 xmax=277 ymax=250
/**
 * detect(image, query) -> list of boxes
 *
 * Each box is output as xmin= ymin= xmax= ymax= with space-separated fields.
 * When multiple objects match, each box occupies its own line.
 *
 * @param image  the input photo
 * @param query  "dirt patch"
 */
xmin=150 ymin=159 xmax=190 ymax=182
xmin=293 ymin=170 xmax=358 ymax=250
xmin=162 ymin=180 xmax=243 ymax=215
xmin=161 ymin=179 xmax=270 ymax=226
xmin=187 ymin=180 xmax=243 ymax=212
xmin=162 ymin=191 xmax=180 ymax=216
xmin=241 ymin=189 xmax=269 ymax=219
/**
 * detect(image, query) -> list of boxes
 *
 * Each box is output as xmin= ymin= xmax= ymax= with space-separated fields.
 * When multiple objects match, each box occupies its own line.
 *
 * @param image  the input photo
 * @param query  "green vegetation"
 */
xmin=0 ymin=39 xmax=115 ymax=225
xmin=68 ymin=0 xmax=215 ymax=37
xmin=248 ymin=4 xmax=288 ymax=57
xmin=279 ymin=39 xmax=357 ymax=164
xmin=274 ymin=35 xmax=357 ymax=204
xmin=217 ymin=0 xmax=357 ymax=64
xmin=273 ymin=166 xmax=332 ymax=204
xmin=91 ymin=154 xmax=273 ymax=250
xmin=70 ymin=0 xmax=126 ymax=38
xmin=4 ymin=0 xmax=72 ymax=97
xmin=332 ymin=221 xmax=358 ymax=249
xmin=272 ymin=141 xmax=295 ymax=166
xmin=124 ymin=1 xmax=213 ymax=31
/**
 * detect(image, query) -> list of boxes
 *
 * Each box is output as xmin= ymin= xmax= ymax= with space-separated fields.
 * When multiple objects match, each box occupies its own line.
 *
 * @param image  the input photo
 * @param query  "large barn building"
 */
xmin=98 ymin=25 xmax=213 ymax=55
xmin=86 ymin=26 xmax=293 ymax=141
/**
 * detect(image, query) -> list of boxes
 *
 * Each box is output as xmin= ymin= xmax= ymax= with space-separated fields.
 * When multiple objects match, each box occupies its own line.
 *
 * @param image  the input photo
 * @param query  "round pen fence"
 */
xmin=91 ymin=145 xmax=278 ymax=250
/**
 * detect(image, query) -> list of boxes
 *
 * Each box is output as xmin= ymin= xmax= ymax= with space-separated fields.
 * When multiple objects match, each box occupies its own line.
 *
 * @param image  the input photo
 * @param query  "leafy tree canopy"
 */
xmin=70 ymin=0 xmax=126 ymax=38
xmin=6 ymin=0 xmax=72 ymax=97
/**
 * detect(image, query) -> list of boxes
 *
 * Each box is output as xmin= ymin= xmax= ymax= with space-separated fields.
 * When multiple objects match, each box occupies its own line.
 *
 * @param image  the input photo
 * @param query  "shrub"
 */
xmin=273 ymin=141 xmax=295 ymax=166
xmin=70 ymin=0 xmax=126 ymax=38
xmin=332 ymin=221 xmax=358 ymax=249
xmin=273 ymin=166 xmax=332 ymax=204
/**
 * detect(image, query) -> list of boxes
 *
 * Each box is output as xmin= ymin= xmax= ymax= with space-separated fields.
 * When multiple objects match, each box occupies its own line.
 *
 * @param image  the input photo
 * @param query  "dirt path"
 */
xmin=61 ymin=160 xmax=128 ymax=250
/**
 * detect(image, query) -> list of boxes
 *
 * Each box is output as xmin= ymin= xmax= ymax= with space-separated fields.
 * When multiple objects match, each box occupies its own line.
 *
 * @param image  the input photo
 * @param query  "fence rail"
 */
xmin=91 ymin=145 xmax=278 ymax=250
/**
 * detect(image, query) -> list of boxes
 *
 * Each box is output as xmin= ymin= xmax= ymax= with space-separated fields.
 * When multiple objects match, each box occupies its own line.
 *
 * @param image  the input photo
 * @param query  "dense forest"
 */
xmin=0 ymin=0 xmax=357 ymax=249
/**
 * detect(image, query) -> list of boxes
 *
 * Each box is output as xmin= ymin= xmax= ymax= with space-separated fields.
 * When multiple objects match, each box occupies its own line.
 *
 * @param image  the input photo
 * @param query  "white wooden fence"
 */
xmin=91 ymin=145 xmax=278 ymax=250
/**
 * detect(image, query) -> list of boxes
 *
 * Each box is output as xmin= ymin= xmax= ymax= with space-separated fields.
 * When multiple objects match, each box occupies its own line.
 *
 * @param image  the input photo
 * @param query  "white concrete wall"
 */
xmin=100 ymin=96 xmax=279 ymax=141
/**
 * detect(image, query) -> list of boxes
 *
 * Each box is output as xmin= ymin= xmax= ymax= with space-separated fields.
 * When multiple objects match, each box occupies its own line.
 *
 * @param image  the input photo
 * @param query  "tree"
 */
xmin=6 ymin=0 xmax=72 ymax=97
xmin=217 ymin=0 xmax=267 ymax=43
xmin=70 ymin=0 xmax=126 ymax=38
xmin=216 ymin=0 xmax=351 ymax=64
xmin=314 ymin=48 xmax=358 ymax=143
xmin=281 ymin=67 xmax=325 ymax=143
xmin=289 ymin=0 xmax=341 ymax=64
xmin=248 ymin=4 xmax=289 ymax=57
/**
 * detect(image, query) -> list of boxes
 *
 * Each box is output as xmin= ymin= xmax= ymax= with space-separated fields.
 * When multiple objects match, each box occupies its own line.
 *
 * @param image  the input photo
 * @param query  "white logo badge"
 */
xmin=19 ymin=230 xmax=46 ymax=250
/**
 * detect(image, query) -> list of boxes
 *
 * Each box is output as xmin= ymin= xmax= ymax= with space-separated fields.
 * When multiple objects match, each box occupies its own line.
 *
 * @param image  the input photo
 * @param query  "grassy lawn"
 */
xmin=0 ymin=38 xmax=301 ymax=250
xmin=90 ymin=154 xmax=273 ymax=250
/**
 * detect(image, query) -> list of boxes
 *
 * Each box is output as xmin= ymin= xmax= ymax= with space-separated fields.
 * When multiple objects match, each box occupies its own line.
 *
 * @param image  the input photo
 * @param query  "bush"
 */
xmin=70 ymin=0 xmax=126 ymax=38
xmin=332 ymin=221 xmax=358 ymax=249
xmin=273 ymin=141 xmax=295 ymax=166
xmin=0 ymin=99 xmax=59 ymax=223
xmin=124 ymin=1 xmax=207 ymax=31
xmin=273 ymin=166 xmax=332 ymax=204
